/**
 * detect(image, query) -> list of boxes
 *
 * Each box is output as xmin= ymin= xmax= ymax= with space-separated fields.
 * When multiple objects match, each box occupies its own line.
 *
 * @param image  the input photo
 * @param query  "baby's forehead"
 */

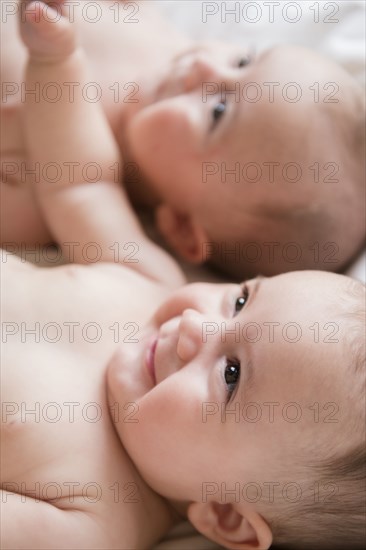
xmin=340 ymin=280 xmax=365 ymax=359
xmin=344 ymin=278 xmax=365 ymax=301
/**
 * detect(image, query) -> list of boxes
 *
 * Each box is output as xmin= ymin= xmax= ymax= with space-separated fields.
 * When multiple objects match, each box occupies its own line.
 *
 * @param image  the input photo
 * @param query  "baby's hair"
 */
xmin=269 ymin=445 xmax=366 ymax=550
xmin=207 ymin=73 xmax=365 ymax=279
xmin=270 ymin=450 xmax=366 ymax=549
xmin=342 ymin=279 xmax=366 ymax=376
xmin=270 ymin=280 xmax=366 ymax=549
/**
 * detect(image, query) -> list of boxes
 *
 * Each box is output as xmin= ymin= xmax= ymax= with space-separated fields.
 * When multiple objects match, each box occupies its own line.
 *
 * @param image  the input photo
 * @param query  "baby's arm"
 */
xmin=19 ymin=0 xmax=185 ymax=287
xmin=19 ymin=0 xmax=119 ymax=192
xmin=0 ymin=489 xmax=116 ymax=549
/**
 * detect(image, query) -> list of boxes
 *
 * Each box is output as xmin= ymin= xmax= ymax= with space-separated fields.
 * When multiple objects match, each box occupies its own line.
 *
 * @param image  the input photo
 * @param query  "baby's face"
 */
xmin=125 ymin=42 xmax=351 ymax=215
xmin=122 ymin=43 xmax=363 ymax=275
xmin=107 ymin=272 xmax=361 ymax=506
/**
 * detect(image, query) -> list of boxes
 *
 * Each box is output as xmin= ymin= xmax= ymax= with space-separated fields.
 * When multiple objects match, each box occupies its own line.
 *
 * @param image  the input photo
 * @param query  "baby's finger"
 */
xmin=19 ymin=0 xmax=69 ymax=23
xmin=21 ymin=1 xmax=62 ymax=30
xmin=43 ymin=0 xmax=70 ymax=19
xmin=19 ymin=0 xmax=77 ymax=58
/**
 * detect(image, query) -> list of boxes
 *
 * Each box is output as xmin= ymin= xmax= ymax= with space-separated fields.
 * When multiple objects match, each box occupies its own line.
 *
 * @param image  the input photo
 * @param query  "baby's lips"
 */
xmin=145 ymin=335 xmax=158 ymax=385
xmin=154 ymin=62 xmax=188 ymax=102
xmin=155 ymin=76 xmax=179 ymax=102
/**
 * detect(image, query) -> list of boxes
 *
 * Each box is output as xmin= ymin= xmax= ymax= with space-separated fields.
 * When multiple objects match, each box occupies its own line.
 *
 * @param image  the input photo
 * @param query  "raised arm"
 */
xmin=19 ymin=0 xmax=185 ymax=287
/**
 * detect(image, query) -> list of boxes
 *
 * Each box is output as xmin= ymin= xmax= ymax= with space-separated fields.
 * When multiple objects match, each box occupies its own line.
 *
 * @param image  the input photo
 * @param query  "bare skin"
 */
xmin=1 ymin=8 xmax=191 ymax=544
xmin=0 ymin=253 xmax=184 ymax=549
xmin=0 ymin=4 xmax=364 ymax=548
xmin=0 ymin=0 xmax=191 ymax=246
xmin=2 ymin=1 xmax=363 ymax=280
xmin=2 ymin=253 xmax=365 ymax=549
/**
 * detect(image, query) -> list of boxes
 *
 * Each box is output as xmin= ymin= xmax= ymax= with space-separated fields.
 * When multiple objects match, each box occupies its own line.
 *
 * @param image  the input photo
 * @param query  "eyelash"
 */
xmin=224 ymin=284 xmax=250 ymax=403
xmin=234 ymin=284 xmax=249 ymax=315
xmin=212 ymin=100 xmax=227 ymax=127
xmin=211 ymin=57 xmax=251 ymax=127
xmin=237 ymin=56 xmax=251 ymax=68
xmin=224 ymin=360 xmax=240 ymax=404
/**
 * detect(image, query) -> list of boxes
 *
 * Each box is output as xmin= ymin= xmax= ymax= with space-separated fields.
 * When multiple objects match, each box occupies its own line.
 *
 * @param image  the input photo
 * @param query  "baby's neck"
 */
xmin=124 ymin=168 xmax=161 ymax=211
xmin=168 ymin=498 xmax=190 ymax=519
xmin=132 ymin=485 xmax=188 ymax=546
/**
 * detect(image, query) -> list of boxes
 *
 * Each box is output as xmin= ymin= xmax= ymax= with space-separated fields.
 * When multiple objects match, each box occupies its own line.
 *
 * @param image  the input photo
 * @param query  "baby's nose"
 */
xmin=182 ymin=54 xmax=222 ymax=92
xmin=176 ymin=309 xmax=205 ymax=363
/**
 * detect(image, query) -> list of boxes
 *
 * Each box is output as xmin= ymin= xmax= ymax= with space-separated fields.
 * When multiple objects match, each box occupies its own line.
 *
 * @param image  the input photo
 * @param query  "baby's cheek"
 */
xmin=128 ymin=370 xmax=221 ymax=498
xmin=121 ymin=384 xmax=184 ymax=473
xmin=138 ymin=374 xmax=193 ymax=431
xmin=130 ymin=105 xmax=190 ymax=178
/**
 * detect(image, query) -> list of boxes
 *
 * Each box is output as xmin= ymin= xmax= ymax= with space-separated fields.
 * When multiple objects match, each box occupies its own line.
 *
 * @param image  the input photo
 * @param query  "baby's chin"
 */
xmin=106 ymin=325 xmax=158 ymax=411
xmin=130 ymin=65 xmax=174 ymax=116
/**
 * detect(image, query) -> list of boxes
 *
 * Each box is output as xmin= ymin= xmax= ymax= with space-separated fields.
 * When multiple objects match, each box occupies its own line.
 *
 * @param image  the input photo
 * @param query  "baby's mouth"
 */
xmin=154 ymin=54 xmax=191 ymax=102
xmin=145 ymin=336 xmax=158 ymax=385
xmin=155 ymin=74 xmax=182 ymax=102
xmin=146 ymin=316 xmax=183 ymax=386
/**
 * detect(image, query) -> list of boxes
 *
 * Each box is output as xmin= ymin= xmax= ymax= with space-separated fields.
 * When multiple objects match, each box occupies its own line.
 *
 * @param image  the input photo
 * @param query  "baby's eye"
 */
xmin=212 ymin=100 xmax=227 ymax=127
xmin=234 ymin=285 xmax=249 ymax=315
xmin=224 ymin=359 xmax=240 ymax=402
xmin=237 ymin=56 xmax=251 ymax=68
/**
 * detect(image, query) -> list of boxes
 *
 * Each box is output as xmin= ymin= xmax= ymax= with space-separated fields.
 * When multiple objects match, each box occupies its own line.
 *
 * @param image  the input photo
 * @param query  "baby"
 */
xmin=1 ymin=5 xmax=365 ymax=549
xmin=1 ymin=0 xmax=365 ymax=279
xmin=122 ymin=39 xmax=366 ymax=279
xmin=1 ymin=194 xmax=365 ymax=548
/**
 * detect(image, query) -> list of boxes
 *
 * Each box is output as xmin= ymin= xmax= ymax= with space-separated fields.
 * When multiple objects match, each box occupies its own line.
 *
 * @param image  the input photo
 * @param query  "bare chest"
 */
xmin=0 ymin=262 xmax=167 ymax=501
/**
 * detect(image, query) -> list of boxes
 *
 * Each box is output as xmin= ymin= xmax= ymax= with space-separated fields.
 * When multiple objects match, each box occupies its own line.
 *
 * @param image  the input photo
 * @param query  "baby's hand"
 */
xmin=19 ymin=0 xmax=77 ymax=61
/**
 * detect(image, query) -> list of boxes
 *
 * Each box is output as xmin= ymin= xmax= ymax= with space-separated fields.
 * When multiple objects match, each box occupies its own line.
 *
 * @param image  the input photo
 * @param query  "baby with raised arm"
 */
xmin=1 ymin=0 xmax=365 ymax=278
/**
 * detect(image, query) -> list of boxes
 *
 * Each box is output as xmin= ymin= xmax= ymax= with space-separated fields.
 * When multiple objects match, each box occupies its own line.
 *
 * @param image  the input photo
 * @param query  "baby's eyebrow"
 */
xmin=171 ymin=45 xmax=205 ymax=65
xmin=240 ymin=275 xmax=263 ymax=299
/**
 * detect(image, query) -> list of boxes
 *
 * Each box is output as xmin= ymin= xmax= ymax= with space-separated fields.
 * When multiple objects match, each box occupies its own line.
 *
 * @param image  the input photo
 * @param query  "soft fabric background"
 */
xmin=152 ymin=1 xmax=365 ymax=548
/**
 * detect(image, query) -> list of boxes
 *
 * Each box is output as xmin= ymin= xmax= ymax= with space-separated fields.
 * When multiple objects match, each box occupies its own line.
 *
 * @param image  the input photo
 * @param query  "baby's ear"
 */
xmin=187 ymin=501 xmax=272 ymax=550
xmin=155 ymin=204 xmax=208 ymax=264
